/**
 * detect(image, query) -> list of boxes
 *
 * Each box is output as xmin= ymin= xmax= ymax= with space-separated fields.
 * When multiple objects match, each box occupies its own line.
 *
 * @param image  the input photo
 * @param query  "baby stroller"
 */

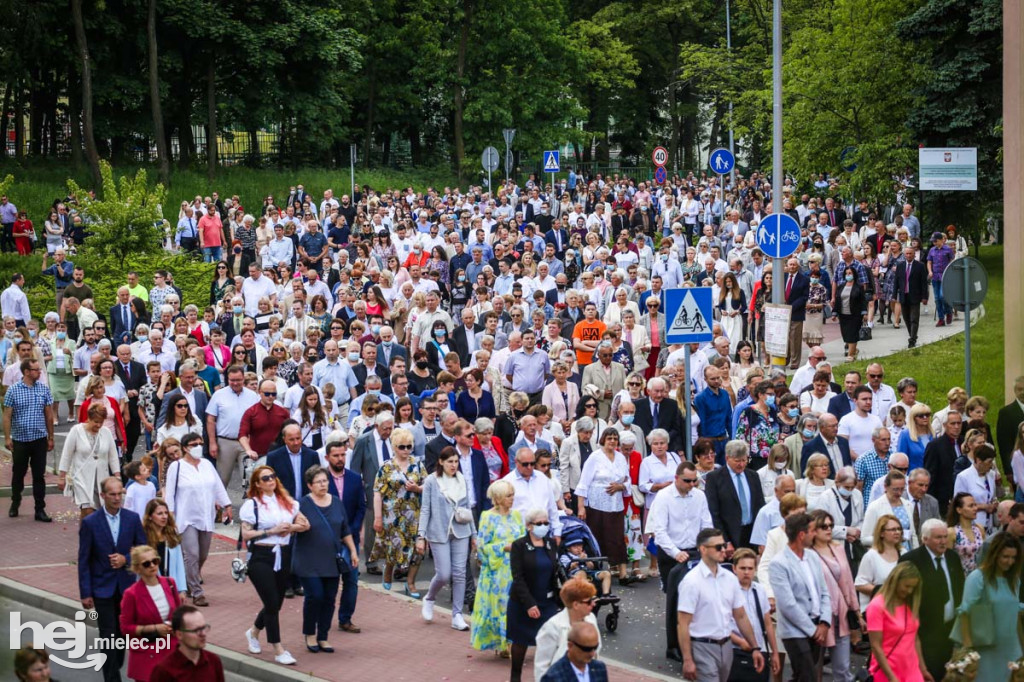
xmin=556 ymin=515 xmax=622 ymax=632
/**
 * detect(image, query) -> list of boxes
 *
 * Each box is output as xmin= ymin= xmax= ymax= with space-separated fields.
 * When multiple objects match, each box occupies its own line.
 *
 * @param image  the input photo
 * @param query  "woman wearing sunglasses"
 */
xmin=119 ymin=544 xmax=183 ymax=681
xmin=533 ymin=573 xmax=602 ymax=681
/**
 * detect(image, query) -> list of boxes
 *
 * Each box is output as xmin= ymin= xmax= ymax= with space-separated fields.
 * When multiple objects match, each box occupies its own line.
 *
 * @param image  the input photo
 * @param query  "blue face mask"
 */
xmin=765 ymin=395 xmax=776 ymax=408
xmin=56 ymin=331 xmax=67 ymax=341
xmin=787 ymin=408 xmax=800 ymax=418
xmin=368 ymin=389 xmax=381 ymax=397
xmin=371 ymin=324 xmax=381 ymax=335
xmin=802 ymin=429 xmax=816 ymax=439
xmin=621 ymin=414 xmax=635 ymax=426
xmin=845 ymin=274 xmax=854 ymax=283
xmin=136 ymin=334 xmax=147 ymax=342
xmin=233 ymin=305 xmax=244 ymax=314
xmin=434 ymin=329 xmax=446 ymax=339
xmin=530 ymin=523 xmax=550 ymax=538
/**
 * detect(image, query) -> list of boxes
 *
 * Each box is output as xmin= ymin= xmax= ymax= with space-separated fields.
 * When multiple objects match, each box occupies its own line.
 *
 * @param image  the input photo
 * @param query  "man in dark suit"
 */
xmin=544 ymin=222 xmax=570 ymax=259
xmin=996 ymin=376 xmax=1024 ymax=480
xmin=545 ymin=274 xmax=570 ymax=308
xmin=351 ymin=344 xmax=390 ymax=396
xmin=78 ymin=477 xmax=148 ymax=682
xmin=450 ymin=308 xmax=482 ymax=368
xmin=266 ymin=424 xmax=320 ymax=500
xmin=114 ymin=344 xmax=147 ymax=460
xmin=782 ymin=258 xmax=809 ymax=369
xmin=895 ymin=243 xmax=930 ymax=348
xmin=705 ymin=440 xmax=766 ymax=550
xmin=454 ymin=421 xmax=492 ymax=523
xmin=823 ymin=198 xmax=846 ymax=229
xmin=826 ymin=370 xmax=861 ymax=421
xmin=375 ymin=327 xmax=407 ymax=369
xmin=924 ymin=411 xmax=964 ymax=515
xmin=324 ymin=440 xmax=367 ymax=632
xmin=898 ymin=519 xmax=965 ymax=682
xmin=348 ymin=413 xmax=395 ymax=572
xmin=633 ymin=377 xmax=686 ymax=452
xmin=424 ymin=412 xmax=460 ymax=474
xmin=109 ymin=287 xmax=139 ymax=346
xmin=800 ymin=413 xmax=851 ymax=477
xmin=540 ymin=622 xmax=608 ymax=682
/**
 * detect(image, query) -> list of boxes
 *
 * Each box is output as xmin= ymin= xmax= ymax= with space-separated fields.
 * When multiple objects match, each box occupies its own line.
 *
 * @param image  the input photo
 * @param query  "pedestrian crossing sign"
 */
xmin=665 ymin=288 xmax=714 ymax=343
xmin=543 ymin=150 xmax=560 ymax=172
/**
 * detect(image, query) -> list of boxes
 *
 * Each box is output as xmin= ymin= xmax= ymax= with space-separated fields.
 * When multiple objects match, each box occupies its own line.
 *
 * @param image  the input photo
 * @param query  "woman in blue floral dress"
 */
xmin=471 ymin=480 xmax=525 ymax=656
xmin=370 ymin=439 xmax=427 ymax=595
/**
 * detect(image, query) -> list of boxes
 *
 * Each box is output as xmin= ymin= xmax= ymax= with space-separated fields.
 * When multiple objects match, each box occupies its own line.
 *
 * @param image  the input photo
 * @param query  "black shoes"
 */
xmin=9 ymin=505 xmax=18 ymax=518
xmin=35 ymin=511 xmax=51 ymax=523
xmin=666 ymin=648 xmax=683 ymax=662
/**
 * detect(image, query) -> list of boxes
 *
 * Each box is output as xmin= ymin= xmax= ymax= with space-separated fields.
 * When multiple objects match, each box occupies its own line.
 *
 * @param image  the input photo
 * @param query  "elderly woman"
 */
xmin=575 ymin=428 xmax=632 ymax=585
xmin=79 ymin=376 xmax=128 ymax=456
xmin=165 ymin=432 xmax=233 ymax=607
xmin=473 ymin=418 xmax=509 ymax=483
xmin=416 ymin=446 xmax=477 ymax=631
xmin=370 ymin=427 xmax=426 ymax=596
xmin=812 ymin=466 xmax=865 ymax=570
xmin=602 ymin=286 xmax=640 ymax=326
xmin=542 ymin=361 xmax=579 ymax=437
xmin=507 ymin=508 xmax=561 ymax=682
xmin=558 ymin=416 xmax=594 ymax=514
xmin=119 ymin=545 xmax=183 ymax=681
xmin=45 ymin=320 xmax=77 ymax=423
xmin=471 ymin=480 xmax=525 ymax=657
xmin=796 ymin=452 xmax=836 ymax=509
xmin=533 ymin=574 xmax=603 ymax=681
xmin=58 ymin=402 xmax=120 ymax=519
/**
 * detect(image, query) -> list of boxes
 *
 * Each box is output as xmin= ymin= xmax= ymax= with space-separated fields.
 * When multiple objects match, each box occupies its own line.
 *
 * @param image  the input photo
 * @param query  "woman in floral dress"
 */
xmin=879 ymin=238 xmax=905 ymax=327
xmin=735 ymin=379 xmax=780 ymax=470
xmin=370 ymin=430 xmax=427 ymax=595
xmin=947 ymin=491 xmax=986 ymax=574
xmin=471 ymin=480 xmax=525 ymax=656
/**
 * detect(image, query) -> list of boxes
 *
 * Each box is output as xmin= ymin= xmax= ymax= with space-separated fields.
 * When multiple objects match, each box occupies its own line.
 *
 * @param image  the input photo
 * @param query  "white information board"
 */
xmin=919 ymin=147 xmax=977 ymax=191
xmin=763 ymin=304 xmax=792 ymax=359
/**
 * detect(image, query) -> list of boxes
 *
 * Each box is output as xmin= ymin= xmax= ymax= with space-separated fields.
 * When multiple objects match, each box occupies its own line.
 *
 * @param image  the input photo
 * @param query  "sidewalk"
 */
xmin=0 ymin=491 xmax=670 ymax=682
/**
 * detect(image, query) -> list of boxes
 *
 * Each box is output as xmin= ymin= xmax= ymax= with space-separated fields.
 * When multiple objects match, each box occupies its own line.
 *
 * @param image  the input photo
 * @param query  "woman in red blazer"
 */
xmin=119 ymin=545 xmax=182 ymax=681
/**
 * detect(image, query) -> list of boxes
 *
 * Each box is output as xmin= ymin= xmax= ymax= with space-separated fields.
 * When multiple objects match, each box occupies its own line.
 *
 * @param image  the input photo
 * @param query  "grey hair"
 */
xmin=474 ymin=417 xmax=495 ymax=433
xmin=871 ymin=426 xmax=890 ymax=439
xmin=575 ymin=416 xmax=595 ymax=433
xmin=798 ymin=413 xmax=819 ymax=430
xmin=184 ymin=304 xmax=199 ymax=316
xmin=646 ymin=428 xmax=670 ymax=445
xmin=920 ymin=518 xmax=946 ymax=539
xmin=524 ymin=508 xmax=549 ymax=525
xmin=374 ymin=411 xmax=395 ymax=426
xmin=620 ymin=430 xmax=636 ymax=446
xmin=44 ymin=311 xmax=61 ymax=324
xmin=909 ymin=467 xmax=931 ymax=482
xmin=835 ymin=466 xmax=856 ymax=485
xmin=725 ymin=440 xmax=750 ymax=460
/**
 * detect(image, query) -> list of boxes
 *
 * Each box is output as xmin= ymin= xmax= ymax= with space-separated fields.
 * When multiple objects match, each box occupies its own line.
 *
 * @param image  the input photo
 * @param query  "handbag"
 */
xmin=858 ymin=325 xmax=872 ymax=341
xmin=311 ymin=499 xmax=352 ymax=575
xmin=630 ymin=483 xmax=646 ymax=508
xmin=454 ymin=506 xmax=474 ymax=524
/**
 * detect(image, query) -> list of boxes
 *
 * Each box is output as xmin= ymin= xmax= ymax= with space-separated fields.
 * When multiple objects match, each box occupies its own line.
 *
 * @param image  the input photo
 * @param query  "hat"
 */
xmin=931 ymin=231 xmax=944 ymax=242
xmin=565 ymin=537 xmax=584 ymax=548
xmin=584 ymin=383 xmax=602 ymax=399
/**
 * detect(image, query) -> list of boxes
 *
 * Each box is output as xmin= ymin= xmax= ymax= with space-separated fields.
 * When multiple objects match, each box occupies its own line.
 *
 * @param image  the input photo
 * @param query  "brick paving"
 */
xmin=0 ymin=489 xmax=666 ymax=682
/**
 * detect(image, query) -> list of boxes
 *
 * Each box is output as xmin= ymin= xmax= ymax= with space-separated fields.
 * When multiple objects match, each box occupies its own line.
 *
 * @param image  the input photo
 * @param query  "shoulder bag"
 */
xmin=951 ymin=577 xmax=995 ymax=647
xmin=729 ymin=585 xmax=771 ymax=682
xmin=311 ymin=498 xmax=351 ymax=575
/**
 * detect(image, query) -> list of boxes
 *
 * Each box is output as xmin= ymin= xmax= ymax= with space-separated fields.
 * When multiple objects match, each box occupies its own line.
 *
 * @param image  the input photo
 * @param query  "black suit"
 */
xmin=352 ymin=363 xmax=390 ymax=396
xmin=997 ymin=399 xmax=1024 ymax=481
xmin=451 ymin=324 xmax=482 ymax=368
xmin=266 ymin=445 xmax=320 ymax=500
xmin=424 ymin=433 xmax=458 ymax=474
xmin=544 ymin=228 xmax=569 ymax=257
xmin=898 ymin=547 xmax=964 ymax=682
xmin=632 ymin=397 xmax=685 ymax=452
xmin=114 ymin=360 xmax=147 ymax=459
xmin=799 ymin=435 xmax=852 ymax=478
xmin=545 ymin=287 xmax=568 ymax=308
xmin=923 ymin=435 xmax=961 ymax=515
xmin=375 ymin=341 xmax=407 ymax=370
xmin=109 ymin=303 xmax=139 ymax=346
xmin=783 ymin=270 xmax=810 ymax=367
xmin=895 ymin=259 xmax=929 ymax=345
xmin=558 ymin=307 xmax=583 ymax=339
xmin=705 ymin=466 xmax=766 ymax=549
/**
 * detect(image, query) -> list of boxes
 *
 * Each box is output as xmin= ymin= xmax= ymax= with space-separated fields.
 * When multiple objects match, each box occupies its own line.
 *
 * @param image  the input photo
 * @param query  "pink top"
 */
xmin=865 ymin=595 xmax=924 ymax=682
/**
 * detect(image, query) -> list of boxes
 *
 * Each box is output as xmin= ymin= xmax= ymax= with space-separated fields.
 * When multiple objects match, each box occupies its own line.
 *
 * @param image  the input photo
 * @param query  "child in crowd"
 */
xmin=559 ymin=538 xmax=612 ymax=597
xmin=888 ymin=405 xmax=906 ymax=445
xmin=123 ymin=457 xmax=157 ymax=516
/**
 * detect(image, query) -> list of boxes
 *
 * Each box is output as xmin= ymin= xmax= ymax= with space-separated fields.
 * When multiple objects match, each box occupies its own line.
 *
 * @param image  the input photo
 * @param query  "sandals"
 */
xmin=631 ymin=569 xmax=648 ymax=582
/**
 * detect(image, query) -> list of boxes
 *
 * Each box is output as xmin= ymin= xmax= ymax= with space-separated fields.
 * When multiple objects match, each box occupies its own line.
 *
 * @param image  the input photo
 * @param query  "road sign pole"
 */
xmin=964 ymin=257 xmax=972 ymax=394
xmin=719 ymin=174 xmax=724 ymax=228
xmin=350 ymin=143 xmax=356 ymax=203
xmin=771 ymin=0 xmax=783 ymax=310
xmin=488 ymin=167 xmax=492 ymax=194
xmin=683 ymin=344 xmax=692 ymax=461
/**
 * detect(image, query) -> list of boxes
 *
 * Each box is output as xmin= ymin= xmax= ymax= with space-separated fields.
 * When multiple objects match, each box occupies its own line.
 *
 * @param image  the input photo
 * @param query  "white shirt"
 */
xmin=796 ymin=549 xmax=822 ymax=616
xmin=206 ymin=386 xmax=260 ymax=438
xmin=241 ymin=275 xmax=278 ymax=316
xmin=954 ymin=466 xmax=998 ymax=530
xmin=146 ymin=583 xmax=171 ymax=622
xmin=503 ymin=469 xmax=563 ymax=536
xmin=800 ymin=390 xmax=835 ymax=414
xmin=734 ymin=583 xmax=769 ymax=651
xmin=458 ymin=448 xmax=477 ymax=508
xmin=838 ymin=411 xmax=883 ymax=458
xmin=869 ymin=383 xmax=898 ymax=422
xmin=575 ymin=451 xmax=630 ymax=513
xmin=164 ymin=458 xmax=231 ymax=532
xmin=637 ymin=453 xmax=682 ymax=509
xmin=240 ymin=494 xmax=299 ymax=547
xmin=373 ymin=430 xmax=391 ymax=467
xmin=1 ymin=284 xmax=30 ymax=322
xmin=646 ymin=484 xmax=712 ymax=556
xmin=677 ymin=560 xmax=745 ymax=639
xmin=926 ymin=547 xmax=956 ymax=621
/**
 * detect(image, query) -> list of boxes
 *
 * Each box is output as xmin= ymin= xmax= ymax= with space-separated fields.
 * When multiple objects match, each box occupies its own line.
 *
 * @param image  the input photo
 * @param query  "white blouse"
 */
xmin=240 ymin=494 xmax=300 ymax=547
xmin=638 ymin=453 xmax=682 ymax=509
xmin=575 ymin=450 xmax=630 ymax=513
xmin=146 ymin=583 xmax=171 ymax=622
xmin=854 ymin=549 xmax=898 ymax=611
xmin=164 ymin=458 xmax=232 ymax=532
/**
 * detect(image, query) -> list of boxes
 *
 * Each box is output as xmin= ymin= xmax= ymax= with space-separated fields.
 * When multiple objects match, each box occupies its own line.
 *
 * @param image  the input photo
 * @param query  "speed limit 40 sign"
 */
xmin=652 ymin=146 xmax=668 ymax=167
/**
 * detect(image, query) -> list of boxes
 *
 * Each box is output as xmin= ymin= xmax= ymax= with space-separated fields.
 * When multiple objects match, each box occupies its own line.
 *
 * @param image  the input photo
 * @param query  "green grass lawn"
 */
xmin=834 ymin=245 xmax=1005 ymax=413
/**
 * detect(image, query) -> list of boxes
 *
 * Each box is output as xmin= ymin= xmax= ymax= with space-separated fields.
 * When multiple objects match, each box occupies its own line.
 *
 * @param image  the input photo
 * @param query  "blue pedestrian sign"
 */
xmin=654 ymin=166 xmax=667 ymax=184
xmin=543 ymin=150 xmax=560 ymax=172
xmin=709 ymin=148 xmax=735 ymax=175
xmin=665 ymin=288 xmax=714 ymax=344
xmin=756 ymin=213 xmax=802 ymax=259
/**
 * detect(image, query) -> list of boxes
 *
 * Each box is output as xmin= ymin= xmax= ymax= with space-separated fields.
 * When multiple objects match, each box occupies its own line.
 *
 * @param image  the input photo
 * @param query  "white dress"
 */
xmin=59 ymin=424 xmax=120 ymax=508
xmin=720 ymin=296 xmax=743 ymax=354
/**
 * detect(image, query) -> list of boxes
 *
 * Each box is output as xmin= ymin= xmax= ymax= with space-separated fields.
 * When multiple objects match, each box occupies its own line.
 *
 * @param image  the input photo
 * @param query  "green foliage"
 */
xmin=66 ymin=162 xmax=166 ymax=269
xmin=0 ymin=174 xmax=14 ymax=198
xmin=70 ymin=250 xmax=215 ymax=316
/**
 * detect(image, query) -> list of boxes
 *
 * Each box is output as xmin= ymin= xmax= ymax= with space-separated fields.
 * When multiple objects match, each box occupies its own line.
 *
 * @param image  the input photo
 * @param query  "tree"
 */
xmin=70 ymin=0 xmax=102 ymax=189
xmin=147 ymin=0 xmax=170 ymax=185
xmin=66 ymin=162 xmax=166 ymax=269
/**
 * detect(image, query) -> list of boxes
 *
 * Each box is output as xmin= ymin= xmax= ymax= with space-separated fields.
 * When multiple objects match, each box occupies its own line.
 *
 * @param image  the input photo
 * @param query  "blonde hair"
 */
xmin=129 ymin=544 xmax=160 ymax=574
xmin=907 ymin=403 xmax=932 ymax=441
xmin=872 ymin=513 xmax=902 ymax=553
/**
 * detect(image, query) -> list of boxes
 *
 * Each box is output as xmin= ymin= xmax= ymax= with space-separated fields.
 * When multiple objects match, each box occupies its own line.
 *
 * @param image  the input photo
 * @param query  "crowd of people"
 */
xmin=1 ymin=169 xmax=1020 ymax=682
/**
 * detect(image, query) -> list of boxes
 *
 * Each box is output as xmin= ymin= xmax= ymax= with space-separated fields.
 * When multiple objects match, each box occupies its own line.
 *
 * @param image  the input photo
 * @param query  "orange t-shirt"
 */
xmin=572 ymin=319 xmax=607 ymax=366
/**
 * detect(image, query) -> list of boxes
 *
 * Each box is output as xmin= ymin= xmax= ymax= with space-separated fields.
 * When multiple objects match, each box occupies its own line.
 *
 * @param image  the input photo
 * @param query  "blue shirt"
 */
xmin=312 ymin=358 xmax=358 ymax=394
xmin=732 ymin=470 xmax=752 ymax=525
xmin=503 ymin=348 xmax=551 ymax=394
xmin=42 ymin=260 xmax=75 ymax=289
xmin=299 ymin=232 xmax=327 ymax=258
xmin=731 ymin=396 xmax=753 ymax=438
xmin=3 ymin=380 xmax=53 ymax=442
xmin=104 ymin=508 xmax=121 ymax=545
xmin=695 ymin=387 xmax=732 ymax=438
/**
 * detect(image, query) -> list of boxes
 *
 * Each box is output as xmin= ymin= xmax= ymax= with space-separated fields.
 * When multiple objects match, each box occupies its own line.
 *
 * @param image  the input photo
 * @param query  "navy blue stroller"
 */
xmin=556 ymin=515 xmax=622 ymax=632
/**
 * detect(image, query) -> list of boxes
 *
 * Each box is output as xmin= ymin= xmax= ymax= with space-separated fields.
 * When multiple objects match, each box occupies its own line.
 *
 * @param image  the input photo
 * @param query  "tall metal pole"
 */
xmin=771 ymin=0 xmax=784 ymax=307
xmin=963 ymin=258 xmax=972 ymax=394
xmin=726 ymin=0 xmax=736 ymax=188
xmin=349 ymin=143 xmax=356 ymax=202
xmin=683 ymin=344 xmax=693 ymax=461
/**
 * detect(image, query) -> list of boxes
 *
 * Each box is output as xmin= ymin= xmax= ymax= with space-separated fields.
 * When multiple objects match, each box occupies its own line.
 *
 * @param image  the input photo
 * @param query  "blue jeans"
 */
xmin=300 ymin=575 xmax=340 ymax=640
xmin=337 ymin=564 xmax=359 ymax=625
xmin=931 ymin=280 xmax=949 ymax=319
xmin=203 ymin=246 xmax=222 ymax=262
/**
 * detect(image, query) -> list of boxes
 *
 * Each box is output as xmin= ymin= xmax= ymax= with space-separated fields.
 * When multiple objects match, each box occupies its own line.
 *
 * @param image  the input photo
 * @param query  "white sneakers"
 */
xmin=244 ymin=628 xmax=261 ymax=654
xmin=422 ymin=598 xmax=435 ymax=622
xmin=451 ymin=614 xmax=470 ymax=631
xmin=275 ymin=651 xmax=297 ymax=666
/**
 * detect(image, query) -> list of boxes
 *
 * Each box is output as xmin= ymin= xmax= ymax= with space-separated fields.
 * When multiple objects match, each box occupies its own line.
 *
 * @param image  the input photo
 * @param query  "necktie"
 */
xmin=913 ymin=499 xmax=921 ymax=539
xmin=840 ymin=494 xmax=852 ymax=526
xmin=737 ymin=473 xmax=750 ymax=525
xmin=652 ymin=402 xmax=660 ymax=429
xmin=786 ymin=275 xmax=794 ymax=299
xmin=906 ymin=262 xmax=911 ymax=293
xmin=935 ymin=556 xmax=950 ymax=602
xmin=381 ymin=439 xmax=391 ymax=462
xmin=189 ymin=219 xmax=194 ymax=237
xmin=123 ymin=305 xmax=130 ymax=330
xmin=123 ymin=363 xmax=131 ymax=380
xmin=830 ymin=210 xmax=836 ymax=226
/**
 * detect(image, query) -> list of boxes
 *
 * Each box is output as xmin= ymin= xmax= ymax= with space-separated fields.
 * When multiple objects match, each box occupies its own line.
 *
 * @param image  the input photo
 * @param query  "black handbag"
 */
xmin=859 ymin=325 xmax=872 ymax=341
xmin=311 ymin=499 xmax=351 ymax=575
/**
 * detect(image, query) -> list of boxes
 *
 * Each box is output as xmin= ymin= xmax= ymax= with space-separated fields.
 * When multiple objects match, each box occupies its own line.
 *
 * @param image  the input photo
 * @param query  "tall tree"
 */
xmin=147 ymin=0 xmax=170 ymax=185
xmin=70 ymin=0 xmax=102 ymax=189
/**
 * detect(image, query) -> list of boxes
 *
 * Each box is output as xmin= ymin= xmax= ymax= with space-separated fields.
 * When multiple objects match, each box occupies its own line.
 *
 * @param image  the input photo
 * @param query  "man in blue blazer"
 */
xmin=266 ymin=424 xmax=320 ymax=500
xmin=540 ymin=622 xmax=608 ymax=682
xmin=782 ymin=259 xmax=810 ymax=369
xmin=109 ymin=287 xmax=140 ymax=346
xmin=324 ymin=440 xmax=367 ymax=632
xmin=453 ymin=421 xmax=492 ymax=523
xmin=800 ymin=414 xmax=852 ymax=477
xmin=826 ymin=370 xmax=861 ymax=421
xmin=78 ymin=477 xmax=147 ymax=682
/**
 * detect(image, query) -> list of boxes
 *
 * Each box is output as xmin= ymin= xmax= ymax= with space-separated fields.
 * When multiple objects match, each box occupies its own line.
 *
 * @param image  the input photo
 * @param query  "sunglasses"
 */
xmin=819 ymin=524 xmax=834 ymax=530
xmin=259 ymin=474 xmax=277 ymax=482
xmin=569 ymin=640 xmax=599 ymax=653
xmin=395 ymin=444 xmax=413 ymax=451
xmin=680 ymin=477 xmax=698 ymax=484
xmin=628 ymin=382 xmax=642 ymax=387
xmin=262 ymin=392 xmax=277 ymax=397
xmin=519 ymin=461 xmax=537 ymax=468
xmin=704 ymin=543 xmax=727 ymax=551
xmin=140 ymin=557 xmax=162 ymax=569
xmin=175 ymin=403 xmax=188 ymax=408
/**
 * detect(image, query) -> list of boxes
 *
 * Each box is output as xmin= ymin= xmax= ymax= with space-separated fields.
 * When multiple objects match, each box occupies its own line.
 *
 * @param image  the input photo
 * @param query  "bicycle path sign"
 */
xmin=756 ymin=213 xmax=801 ymax=259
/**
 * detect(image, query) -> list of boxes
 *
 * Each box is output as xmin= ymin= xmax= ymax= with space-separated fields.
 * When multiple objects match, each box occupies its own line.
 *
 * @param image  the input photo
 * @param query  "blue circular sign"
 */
xmin=756 ymin=213 xmax=801 ymax=259
xmin=654 ymin=166 xmax=668 ymax=184
xmin=709 ymin=148 xmax=735 ymax=174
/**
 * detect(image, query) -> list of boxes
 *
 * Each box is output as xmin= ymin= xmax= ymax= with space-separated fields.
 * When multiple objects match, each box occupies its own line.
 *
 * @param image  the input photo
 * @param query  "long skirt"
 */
xmin=585 ymin=507 xmax=627 ymax=566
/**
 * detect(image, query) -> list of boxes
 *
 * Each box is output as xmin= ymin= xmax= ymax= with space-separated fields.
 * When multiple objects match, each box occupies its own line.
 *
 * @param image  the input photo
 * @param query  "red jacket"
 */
xmin=119 ymin=576 xmax=182 ymax=681
xmin=472 ymin=434 xmax=509 ymax=479
xmin=79 ymin=396 xmax=128 ymax=449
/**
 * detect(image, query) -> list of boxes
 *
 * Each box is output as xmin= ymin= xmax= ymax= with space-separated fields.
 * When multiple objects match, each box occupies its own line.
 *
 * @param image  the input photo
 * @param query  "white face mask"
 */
xmin=190 ymin=445 xmax=203 ymax=459
xmin=773 ymin=460 xmax=787 ymax=471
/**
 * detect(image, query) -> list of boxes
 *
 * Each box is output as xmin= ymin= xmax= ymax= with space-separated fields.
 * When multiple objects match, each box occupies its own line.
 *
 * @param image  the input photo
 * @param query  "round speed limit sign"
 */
xmin=651 ymin=146 xmax=668 ymax=167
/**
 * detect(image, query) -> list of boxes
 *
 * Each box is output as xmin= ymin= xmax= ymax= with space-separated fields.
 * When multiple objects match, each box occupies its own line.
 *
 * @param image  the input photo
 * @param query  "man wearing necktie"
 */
xmin=783 ymin=259 xmax=809 ymax=370
xmin=109 ymin=286 xmax=137 ymax=346
xmin=349 ymin=412 xmax=396 ymax=574
xmin=923 ymin=412 xmax=964 ymax=516
xmin=895 ymin=243 xmax=929 ymax=349
xmin=706 ymin=440 xmax=766 ymax=552
xmin=898 ymin=518 xmax=964 ymax=682
xmin=176 ymin=207 xmax=199 ymax=253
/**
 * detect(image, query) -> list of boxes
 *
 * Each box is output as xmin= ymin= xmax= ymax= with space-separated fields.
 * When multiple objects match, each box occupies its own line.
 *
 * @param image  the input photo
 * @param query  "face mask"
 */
xmin=621 ymin=414 xmax=635 ymax=426
xmin=368 ymin=389 xmax=380 ymax=397
xmin=837 ymin=487 xmax=853 ymax=499
xmin=765 ymin=395 xmax=776 ymax=408
xmin=233 ymin=305 xmax=244 ymax=314
xmin=371 ymin=324 xmax=381 ymax=335
xmin=434 ymin=329 xmax=446 ymax=339
xmin=787 ymin=408 xmax=800 ymax=418
xmin=414 ymin=245 xmax=422 ymax=252
xmin=810 ymin=277 xmax=819 ymax=285
xmin=190 ymin=446 xmax=203 ymax=459
xmin=382 ymin=340 xmax=392 ymax=348
xmin=641 ymin=206 xmax=648 ymax=212
xmin=661 ymin=254 xmax=669 ymax=262
xmin=137 ymin=334 xmax=147 ymax=342
xmin=348 ymin=352 xmax=360 ymax=362
xmin=541 ymin=208 xmax=549 ymax=215
xmin=458 ymin=275 xmax=466 ymax=282
xmin=4 ymin=330 xmax=14 ymax=339
xmin=530 ymin=523 xmax=550 ymax=538
xmin=845 ymin=274 xmax=854 ymax=282
xmin=29 ymin=330 xmax=36 ymax=338
xmin=56 ymin=331 xmax=67 ymax=340
xmin=773 ymin=460 xmax=787 ymax=471
xmin=802 ymin=428 xmax=816 ymax=439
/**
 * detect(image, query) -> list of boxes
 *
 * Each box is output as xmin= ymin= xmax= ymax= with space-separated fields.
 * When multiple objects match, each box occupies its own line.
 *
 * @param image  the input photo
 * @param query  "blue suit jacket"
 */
xmin=266 ymin=445 xmax=321 ymax=499
xmin=784 ymin=271 xmax=810 ymax=321
xmin=541 ymin=656 xmax=608 ymax=682
xmin=800 ymin=434 xmax=852 ymax=477
xmin=327 ymin=468 xmax=368 ymax=548
xmin=826 ymin=392 xmax=854 ymax=421
xmin=78 ymin=508 xmax=147 ymax=599
xmin=461 ymin=448 xmax=493 ymax=522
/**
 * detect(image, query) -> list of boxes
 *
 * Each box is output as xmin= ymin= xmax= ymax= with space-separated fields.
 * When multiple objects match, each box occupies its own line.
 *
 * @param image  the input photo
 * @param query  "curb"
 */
xmin=0 ymin=576 xmax=328 ymax=682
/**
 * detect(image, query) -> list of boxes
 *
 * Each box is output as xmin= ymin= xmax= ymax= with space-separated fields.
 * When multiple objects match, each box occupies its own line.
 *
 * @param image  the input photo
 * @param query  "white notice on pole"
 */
xmin=763 ymin=304 xmax=792 ymax=358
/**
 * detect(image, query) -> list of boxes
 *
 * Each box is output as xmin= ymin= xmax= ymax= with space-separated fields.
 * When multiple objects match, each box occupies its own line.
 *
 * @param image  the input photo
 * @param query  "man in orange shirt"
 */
xmin=197 ymin=204 xmax=224 ymax=263
xmin=572 ymin=302 xmax=606 ymax=367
